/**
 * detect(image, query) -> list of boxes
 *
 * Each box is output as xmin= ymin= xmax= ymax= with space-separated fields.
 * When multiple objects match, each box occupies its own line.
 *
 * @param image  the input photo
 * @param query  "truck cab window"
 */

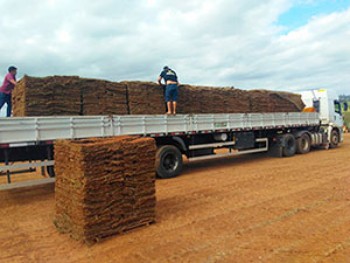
xmin=334 ymin=100 xmax=342 ymax=115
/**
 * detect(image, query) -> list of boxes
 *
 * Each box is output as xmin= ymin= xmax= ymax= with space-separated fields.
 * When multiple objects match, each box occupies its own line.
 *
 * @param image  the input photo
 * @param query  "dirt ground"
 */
xmin=0 ymin=134 xmax=350 ymax=263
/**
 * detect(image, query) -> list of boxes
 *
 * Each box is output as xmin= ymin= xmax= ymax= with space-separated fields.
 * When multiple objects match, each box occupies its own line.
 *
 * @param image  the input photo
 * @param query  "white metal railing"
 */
xmin=0 ymin=113 xmax=320 ymax=144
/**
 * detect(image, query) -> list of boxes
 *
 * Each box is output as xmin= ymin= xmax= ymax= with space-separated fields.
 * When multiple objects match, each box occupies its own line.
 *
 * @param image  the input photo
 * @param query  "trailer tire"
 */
xmin=282 ymin=134 xmax=296 ymax=157
xmin=296 ymin=133 xmax=311 ymax=154
xmin=329 ymin=129 xmax=340 ymax=148
xmin=46 ymin=166 xmax=55 ymax=178
xmin=156 ymin=145 xmax=183 ymax=179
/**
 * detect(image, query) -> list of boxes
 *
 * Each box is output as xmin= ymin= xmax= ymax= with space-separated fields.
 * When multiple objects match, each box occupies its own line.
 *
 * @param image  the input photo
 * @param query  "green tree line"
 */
xmin=339 ymin=95 xmax=350 ymax=129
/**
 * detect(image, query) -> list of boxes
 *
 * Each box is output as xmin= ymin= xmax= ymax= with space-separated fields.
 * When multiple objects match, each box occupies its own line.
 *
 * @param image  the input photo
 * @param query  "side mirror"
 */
xmin=344 ymin=102 xmax=349 ymax=112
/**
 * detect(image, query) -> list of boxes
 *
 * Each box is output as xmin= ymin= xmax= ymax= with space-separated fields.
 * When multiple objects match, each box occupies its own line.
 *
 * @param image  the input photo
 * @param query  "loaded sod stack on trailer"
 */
xmin=249 ymin=90 xmax=305 ymax=113
xmin=13 ymin=76 xmax=129 ymax=116
xmin=12 ymin=75 xmax=305 ymax=117
xmin=54 ymin=136 xmax=157 ymax=244
xmin=177 ymin=85 xmax=251 ymax=114
xmin=81 ymin=79 xmax=128 ymax=115
xmin=124 ymin=81 xmax=166 ymax=115
xmin=12 ymin=76 xmax=81 ymax=116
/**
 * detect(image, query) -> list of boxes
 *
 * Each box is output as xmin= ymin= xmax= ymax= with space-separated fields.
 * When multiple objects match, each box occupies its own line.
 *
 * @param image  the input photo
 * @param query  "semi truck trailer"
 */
xmin=0 ymin=89 xmax=345 ymax=185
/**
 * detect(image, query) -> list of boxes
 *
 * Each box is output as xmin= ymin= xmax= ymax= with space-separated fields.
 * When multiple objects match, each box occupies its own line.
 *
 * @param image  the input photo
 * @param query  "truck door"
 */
xmin=334 ymin=100 xmax=344 ymax=129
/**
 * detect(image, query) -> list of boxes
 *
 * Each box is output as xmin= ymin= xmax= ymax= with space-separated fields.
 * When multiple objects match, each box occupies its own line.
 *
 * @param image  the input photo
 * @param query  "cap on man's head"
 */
xmin=8 ymin=66 xmax=17 ymax=72
xmin=163 ymin=66 xmax=169 ymax=70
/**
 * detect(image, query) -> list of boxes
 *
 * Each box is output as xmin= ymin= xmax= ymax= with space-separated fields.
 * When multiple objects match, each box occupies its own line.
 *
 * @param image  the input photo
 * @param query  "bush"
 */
xmin=344 ymin=111 xmax=350 ymax=129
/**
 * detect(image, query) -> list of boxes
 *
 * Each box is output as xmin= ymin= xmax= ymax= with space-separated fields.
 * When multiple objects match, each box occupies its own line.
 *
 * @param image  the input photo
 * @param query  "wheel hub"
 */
xmin=301 ymin=138 xmax=309 ymax=151
xmin=163 ymin=153 xmax=178 ymax=172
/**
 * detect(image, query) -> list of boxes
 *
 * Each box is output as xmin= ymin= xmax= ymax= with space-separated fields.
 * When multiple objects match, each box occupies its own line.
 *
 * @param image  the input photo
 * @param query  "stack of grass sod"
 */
xmin=248 ymin=90 xmax=275 ymax=112
xmin=271 ymin=91 xmax=306 ymax=112
xmin=124 ymin=81 xmax=166 ymax=115
xmin=12 ymin=75 xmax=81 ymax=116
xmin=52 ymin=76 xmax=82 ymax=115
xmin=104 ymin=82 xmax=129 ymax=115
xmin=248 ymin=90 xmax=304 ymax=113
xmin=54 ymin=136 xmax=156 ymax=244
xmin=81 ymin=79 xmax=128 ymax=115
xmin=12 ymin=75 xmax=305 ymax=117
xmin=177 ymin=85 xmax=251 ymax=114
xmin=12 ymin=76 xmax=129 ymax=116
xmin=11 ymin=77 xmax=26 ymax=116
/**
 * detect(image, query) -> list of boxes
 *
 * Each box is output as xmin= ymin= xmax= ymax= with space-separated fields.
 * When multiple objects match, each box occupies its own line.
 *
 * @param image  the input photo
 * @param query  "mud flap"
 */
xmin=268 ymin=140 xmax=283 ymax=157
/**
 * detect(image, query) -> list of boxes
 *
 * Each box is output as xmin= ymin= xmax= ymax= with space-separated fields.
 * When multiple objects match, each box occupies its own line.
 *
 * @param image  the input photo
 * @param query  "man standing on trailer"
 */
xmin=0 ymin=66 xmax=18 ymax=117
xmin=158 ymin=66 xmax=179 ymax=115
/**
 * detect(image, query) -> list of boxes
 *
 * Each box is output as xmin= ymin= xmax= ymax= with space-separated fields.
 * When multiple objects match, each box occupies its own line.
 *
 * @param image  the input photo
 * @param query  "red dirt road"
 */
xmin=1 ymin=134 xmax=350 ymax=263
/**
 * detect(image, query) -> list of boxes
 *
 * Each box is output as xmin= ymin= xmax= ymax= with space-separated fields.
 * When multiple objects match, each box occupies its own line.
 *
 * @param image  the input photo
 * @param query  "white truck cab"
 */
xmin=300 ymin=89 xmax=345 ymax=146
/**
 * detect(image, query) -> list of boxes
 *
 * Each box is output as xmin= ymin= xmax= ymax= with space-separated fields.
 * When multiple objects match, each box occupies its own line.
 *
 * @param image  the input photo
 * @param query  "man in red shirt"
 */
xmin=0 ymin=66 xmax=17 ymax=117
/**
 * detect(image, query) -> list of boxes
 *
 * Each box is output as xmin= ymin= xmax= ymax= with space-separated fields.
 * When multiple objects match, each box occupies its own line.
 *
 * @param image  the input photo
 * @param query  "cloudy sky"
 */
xmin=0 ymin=0 xmax=349 ymax=94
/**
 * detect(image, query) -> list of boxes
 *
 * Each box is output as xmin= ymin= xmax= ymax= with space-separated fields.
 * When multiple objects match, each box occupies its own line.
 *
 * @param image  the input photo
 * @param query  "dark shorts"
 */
xmin=165 ymin=84 xmax=178 ymax=102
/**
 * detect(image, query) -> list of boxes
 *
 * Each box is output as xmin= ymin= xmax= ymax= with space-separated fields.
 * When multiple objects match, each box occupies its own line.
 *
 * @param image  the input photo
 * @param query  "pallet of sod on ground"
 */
xmin=54 ymin=136 xmax=156 ymax=244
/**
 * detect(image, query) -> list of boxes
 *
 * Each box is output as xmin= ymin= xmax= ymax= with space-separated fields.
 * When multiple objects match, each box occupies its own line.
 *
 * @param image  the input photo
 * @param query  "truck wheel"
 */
xmin=156 ymin=145 xmax=183 ymax=179
xmin=282 ymin=134 xmax=296 ymax=157
xmin=296 ymin=133 xmax=311 ymax=154
xmin=46 ymin=166 xmax=55 ymax=178
xmin=329 ymin=129 xmax=340 ymax=148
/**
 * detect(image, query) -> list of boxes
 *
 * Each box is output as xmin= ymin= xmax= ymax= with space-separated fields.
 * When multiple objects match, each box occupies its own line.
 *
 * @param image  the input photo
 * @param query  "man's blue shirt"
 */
xmin=160 ymin=69 xmax=178 ymax=83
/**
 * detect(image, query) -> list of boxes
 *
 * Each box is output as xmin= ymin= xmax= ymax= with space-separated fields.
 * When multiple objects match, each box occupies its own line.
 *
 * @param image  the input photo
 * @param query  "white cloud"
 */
xmin=0 ymin=0 xmax=349 ymax=94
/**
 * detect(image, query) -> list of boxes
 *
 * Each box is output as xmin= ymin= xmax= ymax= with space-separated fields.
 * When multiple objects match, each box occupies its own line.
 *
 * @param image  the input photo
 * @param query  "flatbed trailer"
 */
xmin=1 ymin=111 xmax=342 ymax=184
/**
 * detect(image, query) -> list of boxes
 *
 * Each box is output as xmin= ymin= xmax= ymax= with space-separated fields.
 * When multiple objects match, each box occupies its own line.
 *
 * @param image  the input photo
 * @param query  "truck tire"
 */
xmin=329 ymin=129 xmax=340 ymax=148
xmin=282 ymin=134 xmax=296 ymax=157
xmin=296 ymin=133 xmax=311 ymax=154
xmin=156 ymin=145 xmax=183 ymax=179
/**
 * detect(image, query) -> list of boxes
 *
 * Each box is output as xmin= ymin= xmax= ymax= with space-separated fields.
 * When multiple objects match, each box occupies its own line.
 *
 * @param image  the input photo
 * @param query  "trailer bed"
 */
xmin=0 ymin=113 xmax=319 ymax=144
